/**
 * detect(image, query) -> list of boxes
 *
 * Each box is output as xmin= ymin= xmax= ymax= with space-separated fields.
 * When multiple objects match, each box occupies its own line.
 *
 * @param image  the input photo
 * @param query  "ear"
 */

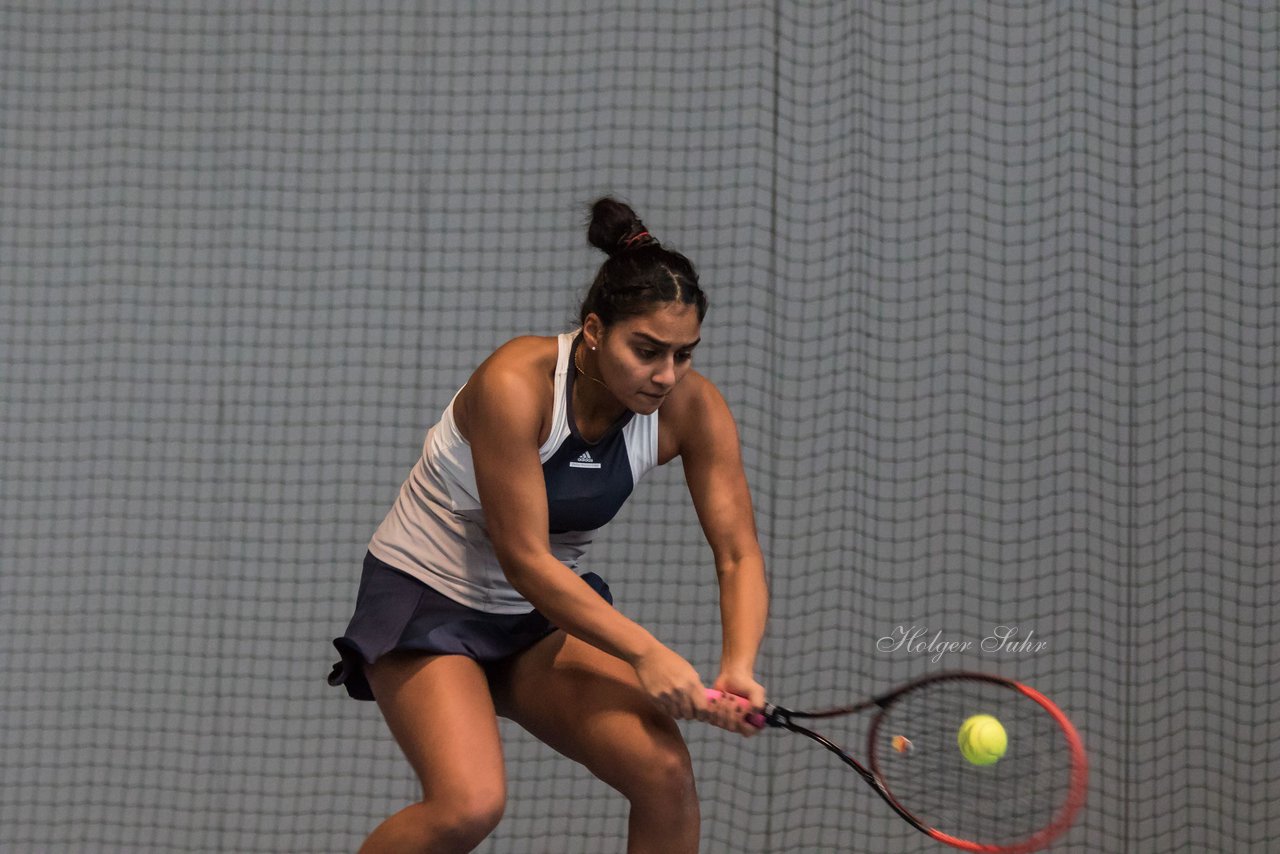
xmin=581 ymin=313 xmax=605 ymax=350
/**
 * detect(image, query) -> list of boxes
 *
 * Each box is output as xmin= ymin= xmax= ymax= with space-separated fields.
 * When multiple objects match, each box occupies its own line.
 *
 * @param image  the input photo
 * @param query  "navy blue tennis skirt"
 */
xmin=329 ymin=551 xmax=612 ymax=701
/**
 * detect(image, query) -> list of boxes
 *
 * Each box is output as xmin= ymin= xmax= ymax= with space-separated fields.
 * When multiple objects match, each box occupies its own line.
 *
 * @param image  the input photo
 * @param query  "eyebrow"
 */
xmin=631 ymin=332 xmax=702 ymax=350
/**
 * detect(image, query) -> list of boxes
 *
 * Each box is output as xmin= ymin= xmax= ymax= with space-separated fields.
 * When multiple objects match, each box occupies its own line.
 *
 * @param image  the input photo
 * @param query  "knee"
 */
xmin=652 ymin=744 xmax=698 ymax=797
xmin=624 ymin=728 xmax=698 ymax=807
xmin=434 ymin=784 xmax=506 ymax=850
xmin=362 ymin=784 xmax=505 ymax=854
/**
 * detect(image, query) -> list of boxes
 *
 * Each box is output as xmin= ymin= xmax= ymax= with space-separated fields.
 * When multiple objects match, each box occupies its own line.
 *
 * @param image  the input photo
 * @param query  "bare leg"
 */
xmin=489 ymin=632 xmax=701 ymax=854
xmin=358 ymin=653 xmax=506 ymax=854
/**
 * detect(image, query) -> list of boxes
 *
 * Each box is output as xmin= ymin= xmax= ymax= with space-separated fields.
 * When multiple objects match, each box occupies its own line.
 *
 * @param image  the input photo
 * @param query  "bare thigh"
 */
xmin=365 ymin=652 xmax=506 ymax=805
xmin=487 ymin=631 xmax=696 ymax=802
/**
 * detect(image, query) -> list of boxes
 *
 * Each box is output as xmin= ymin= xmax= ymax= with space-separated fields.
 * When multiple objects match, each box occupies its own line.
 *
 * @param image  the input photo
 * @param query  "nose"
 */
xmin=652 ymin=355 xmax=676 ymax=389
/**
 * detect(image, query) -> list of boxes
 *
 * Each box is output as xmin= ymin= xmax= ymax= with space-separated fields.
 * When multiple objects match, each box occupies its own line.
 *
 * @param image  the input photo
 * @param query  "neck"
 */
xmin=572 ymin=342 xmax=627 ymax=430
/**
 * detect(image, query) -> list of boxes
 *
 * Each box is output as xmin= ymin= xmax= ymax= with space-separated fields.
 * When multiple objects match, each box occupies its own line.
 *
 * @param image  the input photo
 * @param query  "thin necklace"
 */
xmin=574 ymin=342 xmax=610 ymax=390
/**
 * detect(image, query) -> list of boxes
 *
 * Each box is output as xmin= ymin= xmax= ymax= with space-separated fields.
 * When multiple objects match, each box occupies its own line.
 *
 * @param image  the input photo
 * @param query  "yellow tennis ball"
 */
xmin=958 ymin=714 xmax=1007 ymax=766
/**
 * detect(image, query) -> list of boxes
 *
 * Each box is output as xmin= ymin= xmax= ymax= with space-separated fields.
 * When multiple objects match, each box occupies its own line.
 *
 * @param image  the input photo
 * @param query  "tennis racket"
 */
xmin=708 ymin=670 xmax=1087 ymax=853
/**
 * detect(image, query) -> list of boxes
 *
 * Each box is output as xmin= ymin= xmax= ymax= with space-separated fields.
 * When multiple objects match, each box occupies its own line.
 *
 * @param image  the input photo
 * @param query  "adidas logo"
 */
xmin=568 ymin=450 xmax=602 ymax=469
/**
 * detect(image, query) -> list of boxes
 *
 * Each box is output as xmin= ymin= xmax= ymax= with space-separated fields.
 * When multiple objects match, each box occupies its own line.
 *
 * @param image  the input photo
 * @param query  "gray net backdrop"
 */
xmin=2 ymin=2 xmax=1276 ymax=852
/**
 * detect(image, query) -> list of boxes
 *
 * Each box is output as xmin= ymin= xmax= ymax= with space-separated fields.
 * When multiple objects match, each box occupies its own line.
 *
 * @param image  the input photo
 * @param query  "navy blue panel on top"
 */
xmin=543 ymin=338 xmax=638 ymax=534
xmin=542 ymin=428 xmax=635 ymax=534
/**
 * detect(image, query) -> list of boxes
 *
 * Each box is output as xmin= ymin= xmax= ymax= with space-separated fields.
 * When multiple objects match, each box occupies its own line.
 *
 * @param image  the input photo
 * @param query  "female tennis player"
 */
xmin=330 ymin=197 xmax=768 ymax=854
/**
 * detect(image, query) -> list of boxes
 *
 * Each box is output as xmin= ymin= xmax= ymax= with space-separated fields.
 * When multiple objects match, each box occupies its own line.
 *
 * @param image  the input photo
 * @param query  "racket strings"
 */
xmin=872 ymin=680 xmax=1077 ymax=847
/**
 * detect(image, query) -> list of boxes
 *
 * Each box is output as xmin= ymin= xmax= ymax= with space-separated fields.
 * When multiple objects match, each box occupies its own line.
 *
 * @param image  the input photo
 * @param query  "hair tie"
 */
xmin=621 ymin=230 xmax=656 ymax=249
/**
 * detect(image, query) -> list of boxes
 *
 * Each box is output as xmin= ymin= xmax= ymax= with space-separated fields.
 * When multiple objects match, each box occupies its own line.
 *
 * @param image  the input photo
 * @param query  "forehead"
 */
xmin=614 ymin=303 xmax=701 ymax=346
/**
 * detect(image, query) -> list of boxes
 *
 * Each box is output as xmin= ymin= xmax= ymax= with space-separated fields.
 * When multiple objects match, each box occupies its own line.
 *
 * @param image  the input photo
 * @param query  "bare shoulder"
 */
xmin=663 ymin=368 xmax=725 ymax=415
xmin=455 ymin=335 xmax=560 ymax=441
xmin=658 ymin=369 xmax=736 ymax=463
xmin=484 ymin=335 xmax=560 ymax=374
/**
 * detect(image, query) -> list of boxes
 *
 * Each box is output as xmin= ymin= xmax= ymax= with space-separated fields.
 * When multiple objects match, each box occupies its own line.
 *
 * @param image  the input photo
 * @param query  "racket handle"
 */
xmin=706 ymin=688 xmax=767 ymax=729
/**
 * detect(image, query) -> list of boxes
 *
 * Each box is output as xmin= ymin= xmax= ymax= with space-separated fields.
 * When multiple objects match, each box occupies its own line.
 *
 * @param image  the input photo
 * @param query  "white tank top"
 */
xmin=367 ymin=332 xmax=661 ymax=613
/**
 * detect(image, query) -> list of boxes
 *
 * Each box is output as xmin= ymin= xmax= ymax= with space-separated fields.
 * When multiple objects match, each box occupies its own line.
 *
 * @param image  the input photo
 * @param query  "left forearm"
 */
xmin=716 ymin=553 xmax=769 ymax=676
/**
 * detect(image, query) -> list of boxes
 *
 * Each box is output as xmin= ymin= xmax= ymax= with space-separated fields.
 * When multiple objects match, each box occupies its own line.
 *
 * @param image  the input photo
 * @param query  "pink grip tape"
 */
xmin=706 ymin=689 xmax=767 ymax=728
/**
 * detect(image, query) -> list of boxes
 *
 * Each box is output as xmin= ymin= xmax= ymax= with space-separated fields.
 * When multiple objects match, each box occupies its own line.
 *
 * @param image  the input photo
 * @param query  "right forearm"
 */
xmin=502 ymin=554 xmax=660 ymax=665
xmin=502 ymin=552 xmax=713 ymax=723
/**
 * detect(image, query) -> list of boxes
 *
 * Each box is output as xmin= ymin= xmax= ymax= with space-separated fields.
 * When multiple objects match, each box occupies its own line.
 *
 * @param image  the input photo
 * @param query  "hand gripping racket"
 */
xmin=708 ymin=671 xmax=1087 ymax=853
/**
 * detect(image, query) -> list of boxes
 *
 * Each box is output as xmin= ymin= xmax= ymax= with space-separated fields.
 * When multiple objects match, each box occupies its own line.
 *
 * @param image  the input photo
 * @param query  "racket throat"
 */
xmin=761 ymin=704 xmax=794 ymax=727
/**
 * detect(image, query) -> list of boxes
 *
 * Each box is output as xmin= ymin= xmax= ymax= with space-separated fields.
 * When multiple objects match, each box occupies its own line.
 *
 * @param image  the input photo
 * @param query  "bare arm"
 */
xmin=675 ymin=375 xmax=769 ymax=721
xmin=464 ymin=350 xmax=709 ymax=719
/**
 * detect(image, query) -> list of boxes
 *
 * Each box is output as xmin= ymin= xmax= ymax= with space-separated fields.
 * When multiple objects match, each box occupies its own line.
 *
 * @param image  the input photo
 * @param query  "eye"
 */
xmin=675 ymin=350 xmax=693 ymax=362
xmin=635 ymin=348 xmax=658 ymax=359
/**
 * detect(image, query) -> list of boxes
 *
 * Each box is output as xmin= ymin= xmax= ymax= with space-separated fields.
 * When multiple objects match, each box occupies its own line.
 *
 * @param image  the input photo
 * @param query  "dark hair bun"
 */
xmin=587 ymin=197 xmax=657 ymax=257
xmin=578 ymin=196 xmax=706 ymax=327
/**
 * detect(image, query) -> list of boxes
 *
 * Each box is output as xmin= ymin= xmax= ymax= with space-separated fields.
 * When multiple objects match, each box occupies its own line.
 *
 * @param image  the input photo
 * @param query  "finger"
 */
xmin=708 ymin=689 xmax=767 ymax=732
xmin=703 ymin=690 xmax=751 ymax=733
xmin=686 ymin=683 xmax=711 ymax=719
xmin=695 ymin=690 xmax=713 ymax=717
xmin=672 ymin=691 xmax=697 ymax=721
